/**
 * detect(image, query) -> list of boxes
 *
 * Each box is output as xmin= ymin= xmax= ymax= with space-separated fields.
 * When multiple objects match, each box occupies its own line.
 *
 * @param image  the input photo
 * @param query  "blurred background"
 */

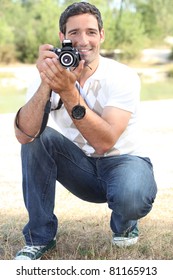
xmin=0 ymin=0 xmax=173 ymax=113
xmin=0 ymin=0 xmax=173 ymax=260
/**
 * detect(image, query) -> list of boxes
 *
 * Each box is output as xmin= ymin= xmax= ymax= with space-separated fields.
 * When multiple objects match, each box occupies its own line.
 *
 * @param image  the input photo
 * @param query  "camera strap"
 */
xmin=33 ymin=90 xmax=63 ymax=137
xmin=37 ymin=96 xmax=52 ymax=137
xmin=15 ymin=90 xmax=52 ymax=139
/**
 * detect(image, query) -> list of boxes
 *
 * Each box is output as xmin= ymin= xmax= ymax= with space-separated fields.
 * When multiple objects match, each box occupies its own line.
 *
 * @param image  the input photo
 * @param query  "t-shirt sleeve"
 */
xmin=105 ymin=68 xmax=141 ymax=113
xmin=25 ymin=71 xmax=41 ymax=102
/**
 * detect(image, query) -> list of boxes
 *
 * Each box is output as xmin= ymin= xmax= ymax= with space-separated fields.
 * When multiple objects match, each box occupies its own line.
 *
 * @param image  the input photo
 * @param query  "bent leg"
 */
xmin=21 ymin=135 xmax=58 ymax=245
xmin=103 ymin=155 xmax=157 ymax=235
xmin=21 ymin=127 xmax=106 ymax=245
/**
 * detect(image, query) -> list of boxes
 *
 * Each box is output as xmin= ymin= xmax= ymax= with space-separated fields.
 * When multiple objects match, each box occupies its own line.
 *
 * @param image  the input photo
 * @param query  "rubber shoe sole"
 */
xmin=112 ymin=226 xmax=139 ymax=248
xmin=112 ymin=236 xmax=138 ymax=247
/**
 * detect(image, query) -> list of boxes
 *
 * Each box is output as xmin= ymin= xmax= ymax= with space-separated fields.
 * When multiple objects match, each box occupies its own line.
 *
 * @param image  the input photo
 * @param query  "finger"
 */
xmin=40 ymin=71 xmax=51 ymax=85
xmin=44 ymin=57 xmax=60 ymax=77
xmin=39 ymin=44 xmax=54 ymax=52
xmin=39 ymin=44 xmax=58 ymax=60
xmin=72 ymin=60 xmax=85 ymax=78
xmin=37 ymin=54 xmax=59 ymax=78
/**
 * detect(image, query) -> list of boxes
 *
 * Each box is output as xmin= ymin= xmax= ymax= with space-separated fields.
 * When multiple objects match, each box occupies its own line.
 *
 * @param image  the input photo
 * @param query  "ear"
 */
xmin=59 ymin=32 xmax=65 ymax=43
xmin=100 ymin=29 xmax=105 ymax=43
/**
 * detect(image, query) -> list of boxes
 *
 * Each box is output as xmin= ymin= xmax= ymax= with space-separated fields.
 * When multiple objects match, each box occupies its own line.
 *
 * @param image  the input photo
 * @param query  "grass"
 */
xmin=0 ymin=65 xmax=173 ymax=260
xmin=0 ymin=73 xmax=173 ymax=115
xmin=141 ymin=79 xmax=173 ymax=100
xmin=0 ymin=186 xmax=173 ymax=260
xmin=0 ymin=86 xmax=26 ymax=113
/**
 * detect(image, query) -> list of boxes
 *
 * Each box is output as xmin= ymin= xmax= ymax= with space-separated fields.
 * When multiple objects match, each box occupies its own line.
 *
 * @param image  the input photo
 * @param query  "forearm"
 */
xmin=60 ymin=88 xmax=118 ymax=155
xmin=14 ymin=82 xmax=51 ymax=144
xmin=73 ymin=108 xmax=116 ymax=155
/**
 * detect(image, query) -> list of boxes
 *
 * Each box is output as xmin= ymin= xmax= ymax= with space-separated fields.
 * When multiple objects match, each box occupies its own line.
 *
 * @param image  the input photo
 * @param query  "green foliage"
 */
xmin=133 ymin=0 xmax=160 ymax=39
xmin=113 ymin=11 xmax=149 ymax=59
xmin=0 ymin=0 xmax=173 ymax=63
xmin=169 ymin=48 xmax=173 ymax=60
xmin=0 ymin=3 xmax=17 ymax=63
xmin=133 ymin=0 xmax=173 ymax=42
xmin=167 ymin=68 xmax=173 ymax=78
xmin=0 ymin=19 xmax=16 ymax=63
xmin=14 ymin=0 xmax=63 ymax=63
xmin=0 ymin=0 xmax=63 ymax=63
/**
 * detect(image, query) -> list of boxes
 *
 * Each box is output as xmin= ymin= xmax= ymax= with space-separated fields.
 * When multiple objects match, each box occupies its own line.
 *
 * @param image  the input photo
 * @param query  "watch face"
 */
xmin=71 ymin=105 xmax=86 ymax=120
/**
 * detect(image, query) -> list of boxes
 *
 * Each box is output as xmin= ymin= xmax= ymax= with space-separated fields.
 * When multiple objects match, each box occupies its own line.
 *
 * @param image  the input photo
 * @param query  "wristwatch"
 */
xmin=71 ymin=105 xmax=86 ymax=120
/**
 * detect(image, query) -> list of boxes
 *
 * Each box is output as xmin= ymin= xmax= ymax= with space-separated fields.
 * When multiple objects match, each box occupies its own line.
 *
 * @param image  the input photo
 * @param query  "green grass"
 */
xmin=0 ymin=78 xmax=173 ymax=114
xmin=0 ymin=86 xmax=26 ymax=113
xmin=141 ymin=79 xmax=173 ymax=101
xmin=0 ymin=72 xmax=15 ymax=78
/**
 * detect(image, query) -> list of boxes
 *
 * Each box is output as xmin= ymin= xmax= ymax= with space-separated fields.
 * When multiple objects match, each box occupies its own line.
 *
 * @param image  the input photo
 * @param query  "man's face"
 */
xmin=59 ymin=13 xmax=104 ymax=67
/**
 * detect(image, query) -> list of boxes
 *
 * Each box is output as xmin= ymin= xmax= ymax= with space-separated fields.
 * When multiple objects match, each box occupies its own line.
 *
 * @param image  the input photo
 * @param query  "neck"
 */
xmin=79 ymin=56 xmax=100 ymax=87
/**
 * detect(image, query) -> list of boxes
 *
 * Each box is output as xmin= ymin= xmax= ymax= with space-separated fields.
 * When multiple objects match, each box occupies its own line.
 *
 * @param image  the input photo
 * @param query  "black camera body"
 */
xmin=51 ymin=39 xmax=81 ymax=68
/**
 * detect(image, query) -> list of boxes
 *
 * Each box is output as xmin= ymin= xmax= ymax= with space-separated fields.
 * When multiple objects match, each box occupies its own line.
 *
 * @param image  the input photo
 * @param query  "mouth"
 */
xmin=78 ymin=49 xmax=91 ymax=56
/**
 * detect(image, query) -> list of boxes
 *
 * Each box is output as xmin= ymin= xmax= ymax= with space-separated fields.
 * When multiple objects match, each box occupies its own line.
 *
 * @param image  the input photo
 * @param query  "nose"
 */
xmin=78 ymin=33 xmax=88 ymax=45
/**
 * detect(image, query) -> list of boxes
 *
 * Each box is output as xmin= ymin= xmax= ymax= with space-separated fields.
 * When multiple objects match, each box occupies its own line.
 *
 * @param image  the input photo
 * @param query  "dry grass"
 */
xmin=0 ymin=99 xmax=173 ymax=260
xmin=0 ymin=186 xmax=173 ymax=260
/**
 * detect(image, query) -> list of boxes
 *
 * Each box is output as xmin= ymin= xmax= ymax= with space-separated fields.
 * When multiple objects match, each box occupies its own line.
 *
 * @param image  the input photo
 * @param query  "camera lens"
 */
xmin=60 ymin=52 xmax=74 ymax=67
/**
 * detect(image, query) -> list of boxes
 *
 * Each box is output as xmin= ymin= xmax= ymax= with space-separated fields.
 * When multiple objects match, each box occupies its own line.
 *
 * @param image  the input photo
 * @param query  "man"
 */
xmin=14 ymin=2 xmax=157 ymax=260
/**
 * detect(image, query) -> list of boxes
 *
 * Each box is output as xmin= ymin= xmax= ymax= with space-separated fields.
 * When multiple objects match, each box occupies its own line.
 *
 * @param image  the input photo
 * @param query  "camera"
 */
xmin=51 ymin=39 xmax=81 ymax=68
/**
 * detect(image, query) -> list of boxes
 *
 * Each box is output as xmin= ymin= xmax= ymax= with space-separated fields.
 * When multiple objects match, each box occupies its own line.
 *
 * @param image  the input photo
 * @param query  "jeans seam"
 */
xmin=55 ymin=151 xmax=96 ymax=176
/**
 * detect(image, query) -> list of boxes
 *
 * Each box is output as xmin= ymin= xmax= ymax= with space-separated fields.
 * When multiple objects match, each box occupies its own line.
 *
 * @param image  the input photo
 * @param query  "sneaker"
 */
xmin=112 ymin=226 xmax=139 ymax=248
xmin=14 ymin=239 xmax=56 ymax=260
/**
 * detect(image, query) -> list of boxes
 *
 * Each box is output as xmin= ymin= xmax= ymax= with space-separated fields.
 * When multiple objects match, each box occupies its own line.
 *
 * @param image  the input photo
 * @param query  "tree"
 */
xmin=132 ymin=0 xmax=173 ymax=42
xmin=1 ymin=0 xmax=173 ymax=63
xmin=14 ymin=0 xmax=63 ymax=62
xmin=0 ymin=19 xmax=15 ymax=63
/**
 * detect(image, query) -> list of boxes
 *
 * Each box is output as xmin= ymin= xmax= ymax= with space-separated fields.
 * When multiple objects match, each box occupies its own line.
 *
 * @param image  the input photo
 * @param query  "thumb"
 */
xmin=75 ymin=59 xmax=85 ymax=73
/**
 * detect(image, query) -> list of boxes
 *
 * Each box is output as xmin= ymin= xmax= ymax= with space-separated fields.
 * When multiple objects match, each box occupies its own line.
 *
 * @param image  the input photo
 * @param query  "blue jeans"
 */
xmin=21 ymin=127 xmax=157 ymax=245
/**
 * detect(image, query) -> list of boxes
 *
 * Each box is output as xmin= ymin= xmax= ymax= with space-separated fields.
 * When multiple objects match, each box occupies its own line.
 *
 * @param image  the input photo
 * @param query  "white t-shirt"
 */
xmin=26 ymin=56 xmax=143 ymax=157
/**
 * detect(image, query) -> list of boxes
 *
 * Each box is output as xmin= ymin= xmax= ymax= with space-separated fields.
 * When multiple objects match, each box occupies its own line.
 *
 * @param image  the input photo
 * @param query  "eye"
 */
xmin=70 ymin=31 xmax=77 ymax=35
xmin=88 ymin=30 xmax=98 ymax=36
xmin=69 ymin=30 xmax=79 ymax=36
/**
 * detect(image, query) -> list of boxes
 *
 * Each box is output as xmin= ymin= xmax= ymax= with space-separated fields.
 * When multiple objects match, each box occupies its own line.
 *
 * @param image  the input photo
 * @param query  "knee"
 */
xmin=21 ymin=127 xmax=54 ymax=158
xmin=41 ymin=127 xmax=63 ymax=146
xmin=108 ymin=188 xmax=155 ymax=220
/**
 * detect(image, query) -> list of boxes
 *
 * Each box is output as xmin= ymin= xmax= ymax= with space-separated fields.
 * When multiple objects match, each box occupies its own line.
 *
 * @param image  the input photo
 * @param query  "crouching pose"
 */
xmin=14 ymin=2 xmax=157 ymax=260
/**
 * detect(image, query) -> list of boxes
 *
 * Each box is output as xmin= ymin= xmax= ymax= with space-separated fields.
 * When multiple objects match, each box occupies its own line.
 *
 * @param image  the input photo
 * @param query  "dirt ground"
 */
xmin=0 ymin=98 xmax=173 ymax=210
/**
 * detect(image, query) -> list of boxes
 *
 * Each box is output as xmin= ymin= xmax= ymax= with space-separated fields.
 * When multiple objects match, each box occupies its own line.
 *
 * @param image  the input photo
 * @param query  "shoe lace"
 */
xmin=20 ymin=245 xmax=44 ymax=256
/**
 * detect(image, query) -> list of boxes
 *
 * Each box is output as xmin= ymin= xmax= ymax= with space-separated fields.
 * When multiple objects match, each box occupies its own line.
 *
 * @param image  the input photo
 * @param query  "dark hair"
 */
xmin=59 ymin=2 xmax=103 ymax=34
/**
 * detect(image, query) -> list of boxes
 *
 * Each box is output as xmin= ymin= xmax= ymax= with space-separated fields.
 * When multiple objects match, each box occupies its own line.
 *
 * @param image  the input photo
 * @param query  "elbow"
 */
xmin=93 ymin=132 xmax=119 ymax=156
xmin=94 ymin=143 xmax=115 ymax=156
xmin=15 ymin=135 xmax=33 ymax=145
xmin=94 ymin=135 xmax=118 ymax=155
xmin=15 ymin=129 xmax=33 ymax=145
xmin=18 ymin=138 xmax=33 ymax=145
xmin=14 ymin=119 xmax=35 ymax=144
